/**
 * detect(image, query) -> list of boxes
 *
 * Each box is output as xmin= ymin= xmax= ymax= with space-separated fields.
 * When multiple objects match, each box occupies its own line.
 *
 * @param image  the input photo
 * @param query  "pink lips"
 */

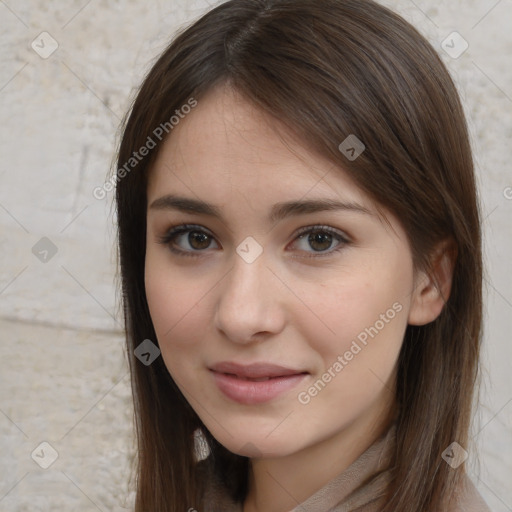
xmin=209 ymin=362 xmax=308 ymax=405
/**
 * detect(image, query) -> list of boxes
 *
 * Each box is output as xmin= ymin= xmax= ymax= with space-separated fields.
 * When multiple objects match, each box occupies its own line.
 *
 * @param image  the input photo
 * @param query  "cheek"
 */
xmin=144 ymin=256 xmax=208 ymax=363
xmin=303 ymin=267 xmax=410 ymax=351
xmin=291 ymin=278 xmax=408 ymax=431
xmin=295 ymin=255 xmax=412 ymax=401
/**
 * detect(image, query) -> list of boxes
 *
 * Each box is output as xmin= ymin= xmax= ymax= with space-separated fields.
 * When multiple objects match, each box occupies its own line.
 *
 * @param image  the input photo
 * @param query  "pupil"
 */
xmin=309 ymin=232 xmax=332 ymax=251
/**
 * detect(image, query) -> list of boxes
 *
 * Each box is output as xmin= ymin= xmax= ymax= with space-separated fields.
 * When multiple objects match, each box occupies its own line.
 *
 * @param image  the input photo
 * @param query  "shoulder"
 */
xmin=450 ymin=473 xmax=492 ymax=512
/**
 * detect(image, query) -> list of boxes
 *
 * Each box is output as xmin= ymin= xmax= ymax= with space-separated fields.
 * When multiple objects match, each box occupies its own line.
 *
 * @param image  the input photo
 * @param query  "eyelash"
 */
xmin=157 ymin=223 xmax=351 ymax=259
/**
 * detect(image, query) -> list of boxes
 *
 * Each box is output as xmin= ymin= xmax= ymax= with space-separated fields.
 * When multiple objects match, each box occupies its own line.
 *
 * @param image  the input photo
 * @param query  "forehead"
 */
xmin=147 ymin=85 xmax=370 ymax=211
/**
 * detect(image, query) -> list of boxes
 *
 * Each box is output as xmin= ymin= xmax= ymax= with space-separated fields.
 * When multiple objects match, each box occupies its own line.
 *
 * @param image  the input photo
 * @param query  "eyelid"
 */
xmin=294 ymin=224 xmax=350 ymax=242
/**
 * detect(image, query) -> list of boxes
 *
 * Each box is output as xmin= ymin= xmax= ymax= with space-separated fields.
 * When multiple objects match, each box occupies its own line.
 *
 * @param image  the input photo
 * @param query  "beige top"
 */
xmin=201 ymin=426 xmax=491 ymax=512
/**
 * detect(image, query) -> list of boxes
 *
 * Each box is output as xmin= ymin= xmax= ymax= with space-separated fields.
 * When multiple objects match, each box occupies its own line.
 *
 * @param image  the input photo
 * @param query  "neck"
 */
xmin=243 ymin=393 xmax=395 ymax=512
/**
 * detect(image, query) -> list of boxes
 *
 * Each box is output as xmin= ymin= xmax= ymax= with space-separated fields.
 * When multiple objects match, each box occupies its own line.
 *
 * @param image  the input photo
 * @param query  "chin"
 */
xmin=207 ymin=423 xmax=306 ymax=459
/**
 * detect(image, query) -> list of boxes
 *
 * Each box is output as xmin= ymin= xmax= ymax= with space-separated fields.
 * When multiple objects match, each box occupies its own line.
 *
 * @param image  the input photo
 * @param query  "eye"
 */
xmin=157 ymin=224 xmax=219 ymax=257
xmin=290 ymin=225 xmax=349 ymax=257
xmin=157 ymin=224 xmax=350 ymax=258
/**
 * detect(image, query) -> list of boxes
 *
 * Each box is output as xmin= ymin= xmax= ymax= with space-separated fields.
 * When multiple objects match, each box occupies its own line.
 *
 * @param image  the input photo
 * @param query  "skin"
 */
xmin=144 ymin=85 xmax=452 ymax=512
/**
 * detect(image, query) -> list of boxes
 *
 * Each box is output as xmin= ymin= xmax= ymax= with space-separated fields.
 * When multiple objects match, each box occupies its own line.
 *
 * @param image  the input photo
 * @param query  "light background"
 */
xmin=0 ymin=0 xmax=510 ymax=510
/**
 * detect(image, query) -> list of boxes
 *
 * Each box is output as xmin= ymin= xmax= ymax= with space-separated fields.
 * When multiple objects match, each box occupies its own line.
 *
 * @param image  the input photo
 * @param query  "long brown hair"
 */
xmin=115 ymin=0 xmax=483 ymax=510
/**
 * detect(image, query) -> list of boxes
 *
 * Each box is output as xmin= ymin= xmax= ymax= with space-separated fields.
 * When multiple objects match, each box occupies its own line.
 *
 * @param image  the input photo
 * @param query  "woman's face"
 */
xmin=145 ymin=85 xmax=419 ymax=458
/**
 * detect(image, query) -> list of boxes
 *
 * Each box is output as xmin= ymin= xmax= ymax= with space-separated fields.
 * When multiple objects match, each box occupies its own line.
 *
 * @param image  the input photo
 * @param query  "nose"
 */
xmin=213 ymin=251 xmax=286 ymax=344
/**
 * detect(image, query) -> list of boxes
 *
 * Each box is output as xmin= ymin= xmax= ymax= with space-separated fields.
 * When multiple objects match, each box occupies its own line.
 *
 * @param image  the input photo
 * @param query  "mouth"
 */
xmin=221 ymin=374 xmax=282 ymax=382
xmin=209 ymin=361 xmax=309 ymax=405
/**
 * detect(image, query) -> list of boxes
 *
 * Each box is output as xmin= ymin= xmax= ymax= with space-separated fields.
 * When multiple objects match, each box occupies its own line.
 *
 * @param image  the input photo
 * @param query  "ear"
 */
xmin=408 ymin=238 xmax=458 ymax=326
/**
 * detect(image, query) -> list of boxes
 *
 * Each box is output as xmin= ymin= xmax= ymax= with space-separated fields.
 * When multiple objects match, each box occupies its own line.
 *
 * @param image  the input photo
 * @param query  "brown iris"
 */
xmin=307 ymin=231 xmax=333 ymax=252
xmin=188 ymin=231 xmax=211 ymax=250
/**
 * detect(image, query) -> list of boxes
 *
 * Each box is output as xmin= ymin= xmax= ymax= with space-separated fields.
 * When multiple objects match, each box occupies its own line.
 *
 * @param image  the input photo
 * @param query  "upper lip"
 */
xmin=210 ymin=361 xmax=308 ymax=379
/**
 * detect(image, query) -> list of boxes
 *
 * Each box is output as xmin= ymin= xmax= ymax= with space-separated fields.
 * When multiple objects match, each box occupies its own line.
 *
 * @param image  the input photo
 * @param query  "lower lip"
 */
xmin=211 ymin=371 xmax=308 ymax=405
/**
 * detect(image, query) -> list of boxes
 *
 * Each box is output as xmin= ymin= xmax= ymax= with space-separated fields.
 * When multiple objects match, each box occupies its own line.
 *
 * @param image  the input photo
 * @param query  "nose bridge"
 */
xmin=214 ymin=249 xmax=284 ymax=343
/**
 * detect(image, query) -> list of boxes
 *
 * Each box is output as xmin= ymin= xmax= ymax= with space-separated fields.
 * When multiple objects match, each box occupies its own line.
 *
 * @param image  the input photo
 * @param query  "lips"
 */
xmin=210 ymin=361 xmax=307 ymax=378
xmin=209 ymin=361 xmax=309 ymax=405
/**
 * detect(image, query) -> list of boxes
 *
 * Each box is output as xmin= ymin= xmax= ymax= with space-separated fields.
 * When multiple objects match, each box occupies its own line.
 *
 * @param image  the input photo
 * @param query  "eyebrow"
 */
xmin=149 ymin=194 xmax=373 ymax=223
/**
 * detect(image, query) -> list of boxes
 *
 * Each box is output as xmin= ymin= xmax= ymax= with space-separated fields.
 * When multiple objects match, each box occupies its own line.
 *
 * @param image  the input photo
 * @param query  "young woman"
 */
xmin=114 ymin=0 xmax=491 ymax=510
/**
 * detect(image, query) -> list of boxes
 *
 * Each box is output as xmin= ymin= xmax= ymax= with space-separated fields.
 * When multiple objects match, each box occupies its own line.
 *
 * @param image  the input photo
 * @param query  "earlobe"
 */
xmin=408 ymin=239 xmax=457 ymax=326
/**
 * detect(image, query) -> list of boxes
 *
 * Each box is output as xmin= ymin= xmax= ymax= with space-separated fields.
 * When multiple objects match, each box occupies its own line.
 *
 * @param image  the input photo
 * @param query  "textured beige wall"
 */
xmin=0 ymin=0 xmax=510 ymax=510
